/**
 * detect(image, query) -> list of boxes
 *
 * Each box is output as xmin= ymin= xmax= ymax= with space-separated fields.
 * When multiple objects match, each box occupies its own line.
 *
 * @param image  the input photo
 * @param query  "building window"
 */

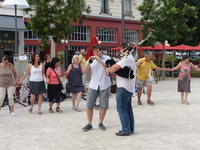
xmin=97 ymin=27 xmax=117 ymax=43
xmin=124 ymin=30 xmax=138 ymax=43
xmin=24 ymin=22 xmax=39 ymax=40
xmin=100 ymin=0 xmax=109 ymax=14
xmin=0 ymin=31 xmax=15 ymax=40
xmin=69 ymin=26 xmax=90 ymax=41
xmin=70 ymin=46 xmax=88 ymax=54
xmin=24 ymin=45 xmax=40 ymax=54
xmin=124 ymin=0 xmax=132 ymax=16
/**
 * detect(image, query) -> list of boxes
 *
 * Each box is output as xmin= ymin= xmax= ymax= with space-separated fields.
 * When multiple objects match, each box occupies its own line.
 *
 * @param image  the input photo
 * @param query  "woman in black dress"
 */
xmin=65 ymin=55 xmax=86 ymax=112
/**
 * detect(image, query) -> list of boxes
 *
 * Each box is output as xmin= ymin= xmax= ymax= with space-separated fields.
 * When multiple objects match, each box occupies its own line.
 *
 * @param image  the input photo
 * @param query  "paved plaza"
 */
xmin=1 ymin=78 xmax=200 ymax=150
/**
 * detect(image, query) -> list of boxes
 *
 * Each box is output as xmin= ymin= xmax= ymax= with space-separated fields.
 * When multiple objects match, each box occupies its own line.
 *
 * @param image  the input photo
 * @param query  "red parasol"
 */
xmin=137 ymin=44 xmax=172 ymax=50
xmin=192 ymin=45 xmax=200 ymax=50
xmin=169 ymin=45 xmax=197 ymax=51
xmin=85 ymin=35 xmax=99 ymax=60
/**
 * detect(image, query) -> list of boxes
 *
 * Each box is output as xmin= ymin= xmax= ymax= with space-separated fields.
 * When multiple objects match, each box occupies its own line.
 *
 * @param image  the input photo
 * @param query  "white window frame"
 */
xmin=97 ymin=27 xmax=117 ymax=43
xmin=69 ymin=26 xmax=90 ymax=42
xmin=24 ymin=45 xmax=40 ymax=54
xmin=24 ymin=22 xmax=39 ymax=40
xmin=124 ymin=29 xmax=138 ymax=43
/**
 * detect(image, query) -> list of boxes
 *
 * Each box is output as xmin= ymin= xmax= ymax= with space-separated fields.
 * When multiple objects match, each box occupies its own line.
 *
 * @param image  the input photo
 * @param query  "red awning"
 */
xmin=137 ymin=44 xmax=200 ymax=51
xmin=137 ymin=44 xmax=172 ymax=50
xmin=110 ymin=46 xmax=120 ymax=50
xmin=169 ymin=45 xmax=197 ymax=51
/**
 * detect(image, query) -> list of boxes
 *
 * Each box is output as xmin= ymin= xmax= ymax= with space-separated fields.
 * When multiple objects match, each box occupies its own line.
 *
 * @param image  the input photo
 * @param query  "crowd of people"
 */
xmin=1 ymin=42 xmax=200 ymax=136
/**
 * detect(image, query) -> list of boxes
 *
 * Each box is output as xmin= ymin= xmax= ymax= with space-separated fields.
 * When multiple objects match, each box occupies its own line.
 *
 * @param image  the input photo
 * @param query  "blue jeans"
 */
xmin=116 ymin=87 xmax=134 ymax=134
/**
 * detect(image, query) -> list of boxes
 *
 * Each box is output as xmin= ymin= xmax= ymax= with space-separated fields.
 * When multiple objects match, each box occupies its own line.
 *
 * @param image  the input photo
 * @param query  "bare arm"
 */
xmin=155 ymin=66 xmax=167 ymax=71
xmin=20 ymin=64 xmax=31 ymax=83
xmin=63 ymin=64 xmax=72 ymax=76
xmin=168 ymin=62 xmax=181 ymax=71
xmin=106 ymin=63 xmax=122 ymax=73
xmin=190 ymin=63 xmax=200 ymax=71
xmin=81 ymin=56 xmax=95 ymax=74
xmin=42 ymin=63 xmax=46 ymax=79
xmin=10 ymin=63 xmax=18 ymax=85
xmin=82 ymin=62 xmax=90 ymax=74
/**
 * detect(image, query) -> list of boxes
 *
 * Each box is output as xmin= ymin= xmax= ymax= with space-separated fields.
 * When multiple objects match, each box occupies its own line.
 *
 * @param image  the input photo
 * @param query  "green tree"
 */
xmin=138 ymin=0 xmax=198 ymax=78
xmin=176 ymin=0 xmax=200 ymax=46
xmin=24 ymin=0 xmax=91 ymax=43
xmin=138 ymin=0 xmax=198 ymax=46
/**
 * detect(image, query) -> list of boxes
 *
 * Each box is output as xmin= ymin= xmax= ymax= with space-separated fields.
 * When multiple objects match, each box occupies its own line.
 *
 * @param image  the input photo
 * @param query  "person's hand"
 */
xmin=88 ymin=56 xmax=95 ymax=64
xmin=95 ymin=56 xmax=101 ymax=63
xmin=106 ymin=67 xmax=110 ymax=73
xmin=15 ymin=81 xmax=20 ymax=86
xmin=46 ymin=78 xmax=49 ymax=84
xmin=88 ymin=56 xmax=95 ymax=61
xmin=19 ymin=80 xmax=22 ymax=85
xmin=137 ymin=61 xmax=143 ymax=67
xmin=167 ymin=68 xmax=172 ymax=71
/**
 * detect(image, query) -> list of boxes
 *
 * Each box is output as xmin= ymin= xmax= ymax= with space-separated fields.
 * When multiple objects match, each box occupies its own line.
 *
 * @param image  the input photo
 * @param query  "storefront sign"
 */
xmin=0 ymin=40 xmax=15 ymax=44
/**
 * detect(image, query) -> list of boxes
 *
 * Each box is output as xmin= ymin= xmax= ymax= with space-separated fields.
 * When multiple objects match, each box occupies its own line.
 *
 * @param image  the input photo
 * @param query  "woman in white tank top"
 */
xmin=20 ymin=53 xmax=46 ymax=115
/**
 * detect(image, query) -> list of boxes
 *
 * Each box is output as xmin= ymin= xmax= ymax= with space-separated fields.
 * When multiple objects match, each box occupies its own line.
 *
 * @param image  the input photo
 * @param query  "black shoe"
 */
xmin=98 ymin=123 xmax=106 ymax=131
xmin=118 ymin=130 xmax=134 ymax=134
xmin=116 ymin=131 xmax=130 ymax=136
xmin=82 ymin=124 xmax=92 ymax=131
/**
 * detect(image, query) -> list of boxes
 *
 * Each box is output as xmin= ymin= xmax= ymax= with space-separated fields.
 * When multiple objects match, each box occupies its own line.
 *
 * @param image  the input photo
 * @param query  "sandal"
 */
xmin=29 ymin=108 xmax=32 ymax=113
xmin=185 ymin=102 xmax=189 ymax=105
xmin=38 ymin=112 xmax=43 ymax=115
xmin=49 ymin=108 xmax=54 ymax=113
xmin=147 ymin=100 xmax=154 ymax=105
xmin=56 ymin=107 xmax=63 ymax=112
xmin=137 ymin=100 xmax=143 ymax=105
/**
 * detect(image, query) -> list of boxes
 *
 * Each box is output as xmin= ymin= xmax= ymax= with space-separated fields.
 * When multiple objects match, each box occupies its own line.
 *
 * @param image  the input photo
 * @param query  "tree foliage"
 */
xmin=137 ymin=0 xmax=198 ymax=46
xmin=24 ymin=0 xmax=91 ymax=43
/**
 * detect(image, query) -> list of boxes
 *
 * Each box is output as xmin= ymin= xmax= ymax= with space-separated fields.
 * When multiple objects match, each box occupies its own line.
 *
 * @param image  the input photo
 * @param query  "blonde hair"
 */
xmin=71 ymin=55 xmax=79 ymax=64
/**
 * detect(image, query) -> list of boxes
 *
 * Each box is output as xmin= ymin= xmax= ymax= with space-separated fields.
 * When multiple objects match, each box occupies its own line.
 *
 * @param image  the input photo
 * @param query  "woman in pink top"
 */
xmin=46 ymin=57 xmax=63 ymax=112
xmin=169 ymin=55 xmax=200 ymax=104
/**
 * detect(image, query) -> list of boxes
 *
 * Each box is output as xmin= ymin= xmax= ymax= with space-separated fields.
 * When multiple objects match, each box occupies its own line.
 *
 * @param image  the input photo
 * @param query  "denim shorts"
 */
xmin=86 ymin=87 xmax=110 ymax=110
xmin=136 ymin=77 xmax=151 ymax=88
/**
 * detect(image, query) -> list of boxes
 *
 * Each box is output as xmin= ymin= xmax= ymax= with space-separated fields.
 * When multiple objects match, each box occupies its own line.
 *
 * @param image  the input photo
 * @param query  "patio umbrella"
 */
xmin=169 ymin=45 xmax=197 ymax=51
xmin=85 ymin=35 xmax=98 ymax=60
xmin=137 ymin=44 xmax=172 ymax=50
xmin=194 ymin=46 xmax=200 ymax=50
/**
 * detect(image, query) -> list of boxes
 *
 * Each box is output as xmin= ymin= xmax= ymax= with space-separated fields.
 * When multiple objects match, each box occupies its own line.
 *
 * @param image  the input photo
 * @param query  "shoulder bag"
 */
xmin=52 ymin=69 xmax=64 ymax=90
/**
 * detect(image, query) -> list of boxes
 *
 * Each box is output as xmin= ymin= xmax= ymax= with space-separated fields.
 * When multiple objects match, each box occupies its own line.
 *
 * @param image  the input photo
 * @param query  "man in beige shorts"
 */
xmin=136 ymin=51 xmax=167 ymax=105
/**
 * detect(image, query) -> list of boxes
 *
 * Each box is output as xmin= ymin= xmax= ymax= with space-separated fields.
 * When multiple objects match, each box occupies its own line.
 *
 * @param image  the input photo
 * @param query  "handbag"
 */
xmin=53 ymin=69 xmax=64 ymax=90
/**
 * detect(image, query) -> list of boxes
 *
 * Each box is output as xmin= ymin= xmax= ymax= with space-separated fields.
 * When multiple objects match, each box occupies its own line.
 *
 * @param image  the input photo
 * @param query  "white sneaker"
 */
xmin=11 ymin=112 xmax=16 ymax=116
